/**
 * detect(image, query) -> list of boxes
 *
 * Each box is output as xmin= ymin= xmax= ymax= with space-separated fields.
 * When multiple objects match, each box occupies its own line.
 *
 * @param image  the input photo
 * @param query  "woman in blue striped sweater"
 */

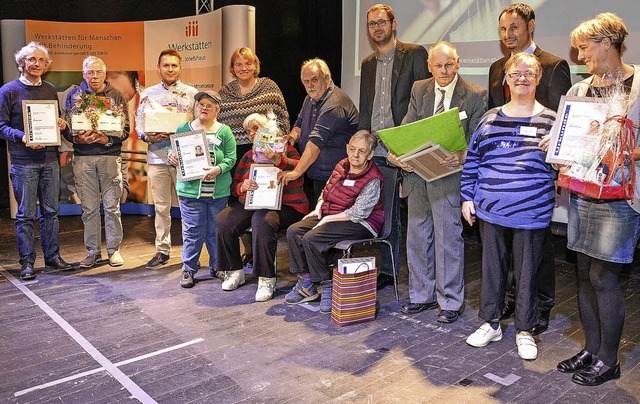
xmin=461 ymin=53 xmax=557 ymax=361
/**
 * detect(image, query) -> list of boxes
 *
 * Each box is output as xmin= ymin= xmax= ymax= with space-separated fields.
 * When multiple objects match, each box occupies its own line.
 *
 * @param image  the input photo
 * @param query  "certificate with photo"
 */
xmin=22 ymin=100 xmax=61 ymax=146
xmin=170 ymin=130 xmax=212 ymax=182
xmin=546 ymin=96 xmax=609 ymax=165
xmin=244 ymin=164 xmax=283 ymax=210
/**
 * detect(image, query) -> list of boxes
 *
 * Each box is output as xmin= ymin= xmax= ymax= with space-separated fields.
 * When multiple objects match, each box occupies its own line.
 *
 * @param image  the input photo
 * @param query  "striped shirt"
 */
xmin=460 ymin=107 xmax=557 ymax=229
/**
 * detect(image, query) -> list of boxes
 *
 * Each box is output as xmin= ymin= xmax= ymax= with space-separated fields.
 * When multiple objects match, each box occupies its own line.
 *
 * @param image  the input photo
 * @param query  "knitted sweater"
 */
xmin=0 ymin=79 xmax=67 ymax=165
xmin=232 ymin=145 xmax=309 ymax=215
xmin=218 ymin=77 xmax=290 ymax=145
xmin=460 ymin=107 xmax=557 ymax=229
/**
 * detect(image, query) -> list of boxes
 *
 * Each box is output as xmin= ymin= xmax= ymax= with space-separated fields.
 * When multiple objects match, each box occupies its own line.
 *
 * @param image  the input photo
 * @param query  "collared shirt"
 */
xmin=294 ymin=83 xmax=359 ymax=181
xmin=434 ymin=74 xmax=459 ymax=114
xmin=136 ymin=79 xmax=198 ymax=165
xmin=371 ymin=43 xmax=396 ymax=157
xmin=19 ymin=75 xmax=42 ymax=86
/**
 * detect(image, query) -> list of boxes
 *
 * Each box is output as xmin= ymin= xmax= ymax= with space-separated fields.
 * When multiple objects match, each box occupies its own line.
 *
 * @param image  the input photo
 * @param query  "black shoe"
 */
xmin=400 ymin=301 xmax=438 ymax=315
xmin=501 ymin=302 xmax=515 ymax=320
xmin=376 ymin=273 xmax=395 ymax=290
xmin=20 ymin=264 xmax=36 ymax=280
xmin=146 ymin=252 xmax=170 ymax=269
xmin=437 ymin=309 xmax=459 ymax=323
xmin=180 ymin=271 xmax=195 ymax=288
xmin=557 ymin=350 xmax=595 ymax=373
xmin=531 ymin=310 xmax=550 ymax=336
xmin=572 ymin=359 xmax=620 ymax=386
xmin=45 ymin=257 xmax=75 ymax=271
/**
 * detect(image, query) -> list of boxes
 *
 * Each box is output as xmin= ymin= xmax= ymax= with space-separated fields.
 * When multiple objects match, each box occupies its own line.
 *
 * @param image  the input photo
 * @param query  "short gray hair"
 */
xmin=300 ymin=58 xmax=331 ymax=81
xmin=15 ymin=42 xmax=51 ymax=73
xmin=82 ymin=56 xmax=106 ymax=73
xmin=350 ymin=130 xmax=378 ymax=154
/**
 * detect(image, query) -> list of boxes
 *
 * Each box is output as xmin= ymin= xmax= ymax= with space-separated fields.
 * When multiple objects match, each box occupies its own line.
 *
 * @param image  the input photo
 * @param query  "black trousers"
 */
xmin=286 ymin=215 xmax=371 ymax=282
xmin=505 ymin=225 xmax=556 ymax=313
xmin=216 ymin=201 xmax=303 ymax=278
xmin=478 ymin=221 xmax=545 ymax=331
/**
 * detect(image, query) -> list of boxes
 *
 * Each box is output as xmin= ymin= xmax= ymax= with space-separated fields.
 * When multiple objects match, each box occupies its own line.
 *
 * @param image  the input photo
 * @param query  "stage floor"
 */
xmin=1 ymin=210 xmax=639 ymax=403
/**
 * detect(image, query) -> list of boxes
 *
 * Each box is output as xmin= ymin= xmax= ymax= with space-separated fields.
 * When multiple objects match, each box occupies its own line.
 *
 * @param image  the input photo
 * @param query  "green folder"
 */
xmin=378 ymin=108 xmax=468 ymax=155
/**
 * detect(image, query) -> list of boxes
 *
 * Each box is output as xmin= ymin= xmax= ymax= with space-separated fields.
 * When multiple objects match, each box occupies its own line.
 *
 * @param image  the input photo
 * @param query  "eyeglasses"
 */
xmin=84 ymin=70 xmax=105 ymax=77
xmin=367 ymin=19 xmax=391 ymax=28
xmin=508 ymin=71 xmax=537 ymax=80
xmin=197 ymin=103 xmax=215 ymax=110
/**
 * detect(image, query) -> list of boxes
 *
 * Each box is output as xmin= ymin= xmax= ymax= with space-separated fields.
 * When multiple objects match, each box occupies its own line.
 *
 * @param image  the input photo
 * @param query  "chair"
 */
xmin=335 ymin=167 xmax=400 ymax=301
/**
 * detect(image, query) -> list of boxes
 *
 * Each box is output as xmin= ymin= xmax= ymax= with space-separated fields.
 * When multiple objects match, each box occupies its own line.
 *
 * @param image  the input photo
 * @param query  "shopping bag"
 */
xmin=331 ymin=266 xmax=377 ymax=327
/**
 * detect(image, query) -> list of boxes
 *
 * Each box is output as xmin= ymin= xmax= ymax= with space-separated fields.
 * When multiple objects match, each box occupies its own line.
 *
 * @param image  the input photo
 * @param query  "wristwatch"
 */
xmin=104 ymin=137 xmax=113 ymax=147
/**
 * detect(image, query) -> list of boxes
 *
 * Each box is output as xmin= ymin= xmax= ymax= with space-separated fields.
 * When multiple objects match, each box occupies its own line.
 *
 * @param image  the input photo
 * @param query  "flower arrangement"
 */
xmin=70 ymin=91 xmax=125 ymax=132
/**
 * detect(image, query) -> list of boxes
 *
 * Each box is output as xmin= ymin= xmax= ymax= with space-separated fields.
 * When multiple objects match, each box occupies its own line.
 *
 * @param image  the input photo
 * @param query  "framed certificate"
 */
xmin=170 ymin=130 xmax=212 ymax=182
xmin=22 ymin=100 xmax=61 ymax=146
xmin=546 ymin=96 xmax=609 ymax=164
xmin=244 ymin=164 xmax=283 ymax=210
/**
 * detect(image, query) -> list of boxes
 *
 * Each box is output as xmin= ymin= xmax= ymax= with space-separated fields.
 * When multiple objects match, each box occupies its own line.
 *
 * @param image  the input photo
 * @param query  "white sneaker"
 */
xmin=109 ymin=251 xmax=124 ymax=267
xmin=466 ymin=322 xmax=503 ymax=347
xmin=255 ymin=277 xmax=277 ymax=302
xmin=516 ymin=331 xmax=538 ymax=360
xmin=221 ymin=269 xmax=245 ymax=291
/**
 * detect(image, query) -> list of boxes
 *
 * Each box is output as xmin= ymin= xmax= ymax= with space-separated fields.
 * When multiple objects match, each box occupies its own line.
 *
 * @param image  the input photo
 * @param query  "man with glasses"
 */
xmin=64 ymin=56 xmax=129 ymax=268
xmin=0 ymin=42 xmax=74 ymax=280
xmin=358 ymin=3 xmax=430 ymax=290
xmin=136 ymin=49 xmax=197 ymax=269
xmin=487 ymin=3 xmax=572 ymax=335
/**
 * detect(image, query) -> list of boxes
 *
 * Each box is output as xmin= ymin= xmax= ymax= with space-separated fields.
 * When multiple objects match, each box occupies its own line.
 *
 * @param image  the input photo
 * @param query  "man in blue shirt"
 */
xmin=279 ymin=58 xmax=359 ymax=205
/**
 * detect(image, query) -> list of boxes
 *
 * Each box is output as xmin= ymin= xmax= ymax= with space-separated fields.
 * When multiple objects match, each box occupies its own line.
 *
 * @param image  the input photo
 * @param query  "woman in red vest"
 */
xmin=283 ymin=130 xmax=384 ymax=313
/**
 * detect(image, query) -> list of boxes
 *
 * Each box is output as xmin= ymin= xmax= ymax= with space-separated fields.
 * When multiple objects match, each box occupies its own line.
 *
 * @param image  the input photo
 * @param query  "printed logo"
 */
xmin=185 ymin=21 xmax=199 ymax=37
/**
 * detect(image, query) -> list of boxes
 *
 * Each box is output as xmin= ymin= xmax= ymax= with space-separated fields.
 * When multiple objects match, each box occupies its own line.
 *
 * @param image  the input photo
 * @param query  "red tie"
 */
xmin=503 ymin=79 xmax=510 ymax=103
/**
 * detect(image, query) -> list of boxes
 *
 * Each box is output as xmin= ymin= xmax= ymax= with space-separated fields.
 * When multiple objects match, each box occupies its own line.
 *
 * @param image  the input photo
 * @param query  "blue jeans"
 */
xmin=179 ymin=196 xmax=228 ymax=273
xmin=10 ymin=161 xmax=61 ymax=266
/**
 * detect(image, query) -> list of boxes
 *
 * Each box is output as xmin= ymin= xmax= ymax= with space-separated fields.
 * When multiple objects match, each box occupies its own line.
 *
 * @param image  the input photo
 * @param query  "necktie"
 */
xmin=503 ymin=78 xmax=511 ymax=103
xmin=435 ymin=88 xmax=446 ymax=114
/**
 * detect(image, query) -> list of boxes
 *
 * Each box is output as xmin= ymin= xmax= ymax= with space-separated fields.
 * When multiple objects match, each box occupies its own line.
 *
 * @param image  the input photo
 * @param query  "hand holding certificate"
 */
xmin=170 ymin=130 xmax=212 ymax=182
xmin=245 ymin=164 xmax=283 ymax=210
xmin=22 ymin=100 xmax=61 ymax=146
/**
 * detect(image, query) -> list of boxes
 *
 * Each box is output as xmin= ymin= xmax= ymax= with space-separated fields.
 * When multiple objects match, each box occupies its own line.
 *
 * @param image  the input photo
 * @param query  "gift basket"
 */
xmin=139 ymin=90 xmax=194 ymax=133
xmin=69 ymin=91 xmax=126 ymax=133
xmin=558 ymin=76 xmax=638 ymax=201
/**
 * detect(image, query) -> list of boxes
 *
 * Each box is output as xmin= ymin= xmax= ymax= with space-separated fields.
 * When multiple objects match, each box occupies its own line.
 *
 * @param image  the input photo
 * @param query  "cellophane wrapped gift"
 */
xmin=140 ymin=90 xmax=193 ymax=133
xmin=254 ymin=111 xmax=285 ymax=164
xmin=69 ymin=92 xmax=125 ymax=133
xmin=559 ymin=75 xmax=638 ymax=200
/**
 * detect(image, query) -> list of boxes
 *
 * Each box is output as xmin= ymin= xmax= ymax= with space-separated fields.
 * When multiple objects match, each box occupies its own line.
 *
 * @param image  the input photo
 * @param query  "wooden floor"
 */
xmin=0 ymin=209 xmax=639 ymax=403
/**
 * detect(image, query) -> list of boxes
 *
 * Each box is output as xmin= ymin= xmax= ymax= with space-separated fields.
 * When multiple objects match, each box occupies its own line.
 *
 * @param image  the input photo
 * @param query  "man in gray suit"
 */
xmin=359 ymin=3 xmax=430 ymax=290
xmin=389 ymin=42 xmax=487 ymax=323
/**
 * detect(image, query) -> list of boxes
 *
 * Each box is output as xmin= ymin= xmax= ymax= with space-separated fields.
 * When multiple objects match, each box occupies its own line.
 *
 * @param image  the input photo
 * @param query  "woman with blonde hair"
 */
xmin=555 ymin=12 xmax=640 ymax=386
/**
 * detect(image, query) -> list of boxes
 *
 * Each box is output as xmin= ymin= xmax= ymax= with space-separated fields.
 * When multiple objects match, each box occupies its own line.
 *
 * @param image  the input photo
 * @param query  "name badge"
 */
xmin=209 ymin=136 xmax=221 ymax=147
xmin=519 ymin=126 xmax=538 ymax=137
xmin=459 ymin=111 xmax=468 ymax=120
xmin=343 ymin=179 xmax=356 ymax=187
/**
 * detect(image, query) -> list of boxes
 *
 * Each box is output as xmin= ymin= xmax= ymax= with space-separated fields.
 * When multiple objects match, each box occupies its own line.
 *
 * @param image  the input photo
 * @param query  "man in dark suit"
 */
xmin=358 ymin=3 xmax=430 ymax=290
xmin=389 ymin=42 xmax=487 ymax=323
xmin=488 ymin=3 xmax=572 ymax=335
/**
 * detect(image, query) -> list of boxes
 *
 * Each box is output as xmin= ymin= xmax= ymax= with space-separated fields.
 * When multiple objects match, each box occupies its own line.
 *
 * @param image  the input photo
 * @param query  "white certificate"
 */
xmin=22 ymin=100 xmax=60 ymax=146
xmin=546 ymin=96 xmax=609 ymax=164
xmin=244 ymin=164 xmax=283 ymax=210
xmin=170 ymin=130 xmax=212 ymax=182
